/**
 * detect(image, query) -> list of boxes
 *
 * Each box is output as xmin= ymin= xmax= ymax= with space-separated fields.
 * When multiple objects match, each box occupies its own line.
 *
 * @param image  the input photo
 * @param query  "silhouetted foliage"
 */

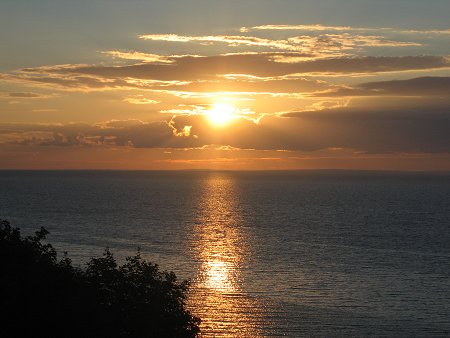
xmin=0 ymin=220 xmax=200 ymax=338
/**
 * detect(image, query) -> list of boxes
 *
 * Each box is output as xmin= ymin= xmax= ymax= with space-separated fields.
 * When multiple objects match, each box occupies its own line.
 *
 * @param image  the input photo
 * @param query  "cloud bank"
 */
xmin=2 ymin=99 xmax=450 ymax=154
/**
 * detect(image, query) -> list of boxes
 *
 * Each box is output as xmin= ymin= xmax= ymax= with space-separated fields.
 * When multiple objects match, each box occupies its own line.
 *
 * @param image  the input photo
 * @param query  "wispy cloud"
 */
xmin=103 ymin=51 xmax=174 ymax=63
xmin=103 ymin=50 xmax=205 ymax=63
xmin=241 ymin=24 xmax=450 ymax=36
xmin=0 ymin=91 xmax=54 ymax=99
xmin=139 ymin=33 xmax=420 ymax=55
xmin=240 ymin=24 xmax=368 ymax=32
xmin=31 ymin=109 xmax=59 ymax=112
xmin=402 ymin=29 xmax=450 ymax=35
xmin=139 ymin=34 xmax=296 ymax=50
xmin=123 ymin=95 xmax=160 ymax=104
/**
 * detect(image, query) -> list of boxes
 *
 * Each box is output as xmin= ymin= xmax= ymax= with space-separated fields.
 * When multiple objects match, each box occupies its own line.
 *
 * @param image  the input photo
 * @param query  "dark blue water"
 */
xmin=1 ymin=170 xmax=450 ymax=337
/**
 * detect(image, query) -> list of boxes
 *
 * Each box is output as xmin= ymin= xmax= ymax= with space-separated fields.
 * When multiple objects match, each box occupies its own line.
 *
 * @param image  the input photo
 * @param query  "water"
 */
xmin=1 ymin=170 xmax=450 ymax=337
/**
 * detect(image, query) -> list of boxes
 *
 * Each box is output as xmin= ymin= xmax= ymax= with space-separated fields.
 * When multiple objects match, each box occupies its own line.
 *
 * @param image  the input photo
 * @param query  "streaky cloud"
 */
xmin=139 ymin=33 xmax=420 ymax=54
xmin=5 ymin=55 xmax=448 ymax=93
xmin=314 ymin=76 xmax=450 ymax=97
xmin=241 ymin=24 xmax=450 ymax=36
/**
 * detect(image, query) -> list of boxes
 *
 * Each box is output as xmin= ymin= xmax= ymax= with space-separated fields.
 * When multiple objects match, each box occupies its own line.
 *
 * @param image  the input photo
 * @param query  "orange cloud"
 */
xmin=240 ymin=24 xmax=358 ymax=32
xmin=6 ymin=55 xmax=448 ymax=94
xmin=2 ymin=98 xmax=450 ymax=154
xmin=241 ymin=24 xmax=450 ymax=36
xmin=139 ymin=33 xmax=420 ymax=54
xmin=123 ymin=95 xmax=160 ymax=105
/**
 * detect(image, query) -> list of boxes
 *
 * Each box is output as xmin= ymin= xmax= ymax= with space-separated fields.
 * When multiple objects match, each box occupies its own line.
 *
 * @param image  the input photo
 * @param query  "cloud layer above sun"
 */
xmin=1 ymin=22 xmax=450 ymax=169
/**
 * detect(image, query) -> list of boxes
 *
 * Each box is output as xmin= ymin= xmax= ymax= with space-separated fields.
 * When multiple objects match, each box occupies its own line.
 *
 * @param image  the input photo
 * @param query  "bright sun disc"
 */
xmin=207 ymin=103 xmax=236 ymax=125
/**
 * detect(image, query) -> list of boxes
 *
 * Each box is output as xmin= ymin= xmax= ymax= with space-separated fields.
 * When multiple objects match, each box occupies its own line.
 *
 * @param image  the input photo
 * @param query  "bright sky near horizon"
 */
xmin=1 ymin=0 xmax=450 ymax=170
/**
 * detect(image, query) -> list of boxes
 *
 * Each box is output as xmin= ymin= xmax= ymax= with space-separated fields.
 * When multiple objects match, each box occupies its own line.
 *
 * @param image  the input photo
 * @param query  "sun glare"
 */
xmin=207 ymin=103 xmax=236 ymax=125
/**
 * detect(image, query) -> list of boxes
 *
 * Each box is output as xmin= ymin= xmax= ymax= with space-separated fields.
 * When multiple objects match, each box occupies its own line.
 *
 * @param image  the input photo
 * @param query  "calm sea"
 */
xmin=1 ymin=170 xmax=450 ymax=337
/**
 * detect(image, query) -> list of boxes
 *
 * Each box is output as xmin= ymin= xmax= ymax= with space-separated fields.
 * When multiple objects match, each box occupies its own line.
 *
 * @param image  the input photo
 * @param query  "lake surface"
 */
xmin=1 ymin=170 xmax=450 ymax=337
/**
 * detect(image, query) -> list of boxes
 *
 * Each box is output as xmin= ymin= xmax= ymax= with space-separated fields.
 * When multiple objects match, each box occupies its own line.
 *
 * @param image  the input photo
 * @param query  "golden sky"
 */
xmin=1 ymin=0 xmax=450 ymax=170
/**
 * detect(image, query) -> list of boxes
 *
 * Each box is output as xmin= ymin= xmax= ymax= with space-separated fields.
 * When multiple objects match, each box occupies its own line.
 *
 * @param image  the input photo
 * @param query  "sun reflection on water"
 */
xmin=205 ymin=260 xmax=234 ymax=291
xmin=188 ymin=174 xmax=264 ymax=337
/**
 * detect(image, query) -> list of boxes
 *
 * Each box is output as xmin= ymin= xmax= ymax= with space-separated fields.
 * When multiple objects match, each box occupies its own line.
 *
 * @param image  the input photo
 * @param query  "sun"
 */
xmin=207 ymin=103 xmax=236 ymax=125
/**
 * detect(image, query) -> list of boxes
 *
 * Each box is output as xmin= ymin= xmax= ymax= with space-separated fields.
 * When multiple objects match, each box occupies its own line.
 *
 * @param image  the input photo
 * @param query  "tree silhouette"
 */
xmin=0 ymin=220 xmax=200 ymax=338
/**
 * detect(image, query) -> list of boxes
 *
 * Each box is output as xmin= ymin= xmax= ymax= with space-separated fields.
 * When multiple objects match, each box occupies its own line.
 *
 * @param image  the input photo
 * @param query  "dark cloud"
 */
xmin=0 ymin=91 xmax=51 ymax=99
xmin=0 ymin=120 xmax=195 ymax=148
xmin=317 ymin=76 xmax=450 ymax=97
xmin=283 ymin=103 xmax=450 ymax=153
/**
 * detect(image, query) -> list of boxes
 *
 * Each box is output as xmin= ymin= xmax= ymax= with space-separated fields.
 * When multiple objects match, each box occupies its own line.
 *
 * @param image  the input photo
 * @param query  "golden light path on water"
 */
xmin=187 ymin=174 xmax=266 ymax=337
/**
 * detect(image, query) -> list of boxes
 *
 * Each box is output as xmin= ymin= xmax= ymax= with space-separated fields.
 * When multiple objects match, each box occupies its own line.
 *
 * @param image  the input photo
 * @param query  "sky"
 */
xmin=1 ymin=0 xmax=450 ymax=170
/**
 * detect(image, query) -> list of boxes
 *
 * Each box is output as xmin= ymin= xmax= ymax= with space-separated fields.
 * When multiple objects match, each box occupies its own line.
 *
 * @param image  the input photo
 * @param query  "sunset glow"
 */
xmin=206 ymin=103 xmax=237 ymax=126
xmin=1 ymin=1 xmax=450 ymax=170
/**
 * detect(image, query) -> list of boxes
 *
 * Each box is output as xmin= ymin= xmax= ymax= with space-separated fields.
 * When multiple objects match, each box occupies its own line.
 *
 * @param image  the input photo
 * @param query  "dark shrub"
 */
xmin=0 ymin=220 xmax=200 ymax=338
